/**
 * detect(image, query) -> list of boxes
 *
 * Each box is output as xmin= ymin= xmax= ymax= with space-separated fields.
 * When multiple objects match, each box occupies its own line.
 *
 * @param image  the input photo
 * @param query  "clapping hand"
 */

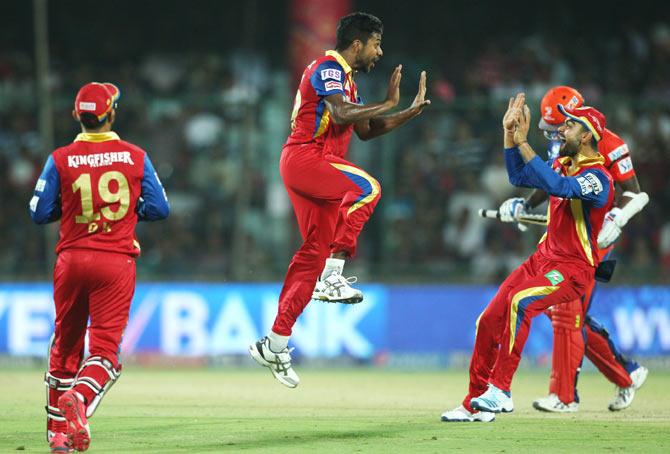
xmin=410 ymin=71 xmax=431 ymax=113
xmin=385 ymin=65 xmax=402 ymax=108
xmin=502 ymin=93 xmax=531 ymax=145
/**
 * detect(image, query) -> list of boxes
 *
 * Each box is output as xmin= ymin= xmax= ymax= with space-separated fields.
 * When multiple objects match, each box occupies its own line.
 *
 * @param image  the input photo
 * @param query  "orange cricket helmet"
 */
xmin=539 ymin=86 xmax=584 ymax=131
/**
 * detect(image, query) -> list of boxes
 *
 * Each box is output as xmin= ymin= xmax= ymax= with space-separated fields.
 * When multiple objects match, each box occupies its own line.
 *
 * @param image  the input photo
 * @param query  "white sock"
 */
xmin=320 ymin=258 xmax=345 ymax=281
xmin=267 ymin=331 xmax=289 ymax=352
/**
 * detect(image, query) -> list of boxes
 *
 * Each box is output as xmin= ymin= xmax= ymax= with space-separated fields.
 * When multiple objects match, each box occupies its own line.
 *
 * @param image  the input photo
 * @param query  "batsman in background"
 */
xmin=250 ymin=12 xmax=430 ymax=388
xmin=30 ymin=82 xmax=170 ymax=452
xmin=442 ymin=93 xmax=614 ymax=422
xmin=499 ymin=86 xmax=648 ymax=413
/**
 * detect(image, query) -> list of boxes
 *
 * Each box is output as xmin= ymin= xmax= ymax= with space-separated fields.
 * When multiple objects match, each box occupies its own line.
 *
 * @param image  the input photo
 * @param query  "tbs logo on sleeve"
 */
xmin=320 ymin=68 xmax=342 ymax=81
xmin=576 ymin=172 xmax=603 ymax=195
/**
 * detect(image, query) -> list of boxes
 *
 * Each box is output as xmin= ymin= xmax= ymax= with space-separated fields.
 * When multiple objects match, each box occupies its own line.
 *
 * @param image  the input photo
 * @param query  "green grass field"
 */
xmin=1 ymin=367 xmax=669 ymax=453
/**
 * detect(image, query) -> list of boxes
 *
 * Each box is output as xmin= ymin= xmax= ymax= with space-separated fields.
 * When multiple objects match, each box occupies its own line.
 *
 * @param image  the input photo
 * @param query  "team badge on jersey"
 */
xmin=324 ymin=81 xmax=343 ymax=92
xmin=576 ymin=172 xmax=603 ymax=195
xmin=320 ymin=68 xmax=342 ymax=81
xmin=544 ymin=269 xmax=564 ymax=285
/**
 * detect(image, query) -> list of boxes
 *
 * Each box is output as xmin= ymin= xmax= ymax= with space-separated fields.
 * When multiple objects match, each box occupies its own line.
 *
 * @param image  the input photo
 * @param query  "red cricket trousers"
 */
xmin=547 ymin=247 xmax=632 ymax=404
xmin=462 ymin=250 xmax=593 ymax=411
xmin=271 ymin=144 xmax=381 ymax=335
xmin=49 ymin=249 xmax=136 ymax=378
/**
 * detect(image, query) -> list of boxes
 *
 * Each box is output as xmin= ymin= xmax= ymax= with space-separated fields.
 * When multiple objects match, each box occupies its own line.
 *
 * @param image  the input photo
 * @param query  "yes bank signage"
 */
xmin=0 ymin=286 xmax=54 ymax=355
xmin=599 ymin=287 xmax=670 ymax=353
xmin=125 ymin=284 xmax=387 ymax=357
xmin=0 ymin=284 xmax=387 ymax=358
xmin=1 ymin=284 xmax=669 ymax=357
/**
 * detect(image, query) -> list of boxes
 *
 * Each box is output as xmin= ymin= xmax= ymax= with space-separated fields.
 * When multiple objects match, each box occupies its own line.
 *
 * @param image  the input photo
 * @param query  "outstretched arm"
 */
xmin=324 ymin=65 xmax=402 ymax=125
xmin=354 ymin=71 xmax=431 ymax=140
xmin=507 ymin=144 xmax=611 ymax=206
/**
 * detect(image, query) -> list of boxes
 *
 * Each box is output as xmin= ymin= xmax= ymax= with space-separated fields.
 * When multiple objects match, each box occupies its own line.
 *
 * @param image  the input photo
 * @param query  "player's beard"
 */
xmin=559 ymin=137 xmax=579 ymax=157
xmin=355 ymin=54 xmax=378 ymax=73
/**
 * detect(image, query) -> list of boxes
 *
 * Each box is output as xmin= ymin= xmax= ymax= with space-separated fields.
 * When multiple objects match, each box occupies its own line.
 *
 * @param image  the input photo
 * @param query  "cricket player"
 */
xmin=249 ymin=12 xmax=430 ymax=388
xmin=442 ymin=93 xmax=614 ymax=422
xmin=30 ymin=82 xmax=169 ymax=452
xmin=499 ymin=86 xmax=648 ymax=413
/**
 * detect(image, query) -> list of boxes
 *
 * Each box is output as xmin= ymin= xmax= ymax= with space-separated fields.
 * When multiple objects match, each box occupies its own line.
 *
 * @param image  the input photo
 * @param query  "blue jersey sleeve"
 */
xmin=310 ymin=60 xmax=346 ymax=97
xmin=504 ymin=147 xmax=539 ymax=188
xmin=526 ymin=157 xmax=610 ymax=206
xmin=505 ymin=147 xmax=610 ymax=206
xmin=29 ymin=155 xmax=61 ymax=224
xmin=136 ymin=154 xmax=170 ymax=221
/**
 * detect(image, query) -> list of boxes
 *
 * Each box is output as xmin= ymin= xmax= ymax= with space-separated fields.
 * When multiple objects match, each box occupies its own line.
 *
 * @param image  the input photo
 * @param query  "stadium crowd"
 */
xmin=1 ymin=22 xmax=669 ymax=283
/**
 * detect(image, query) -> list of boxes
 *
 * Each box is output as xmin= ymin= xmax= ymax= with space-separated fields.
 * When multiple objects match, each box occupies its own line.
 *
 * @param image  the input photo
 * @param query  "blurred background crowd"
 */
xmin=1 ymin=0 xmax=668 ymax=283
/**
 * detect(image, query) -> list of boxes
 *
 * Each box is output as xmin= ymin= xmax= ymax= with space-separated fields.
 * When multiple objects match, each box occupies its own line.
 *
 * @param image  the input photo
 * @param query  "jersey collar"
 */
xmin=74 ymin=131 xmax=120 ymax=143
xmin=558 ymin=153 xmax=605 ymax=175
xmin=325 ymin=50 xmax=352 ymax=74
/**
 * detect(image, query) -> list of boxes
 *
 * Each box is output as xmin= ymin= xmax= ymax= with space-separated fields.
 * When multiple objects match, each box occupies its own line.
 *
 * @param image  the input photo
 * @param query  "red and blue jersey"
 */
xmin=505 ymin=147 xmax=614 ymax=268
xmin=545 ymin=128 xmax=635 ymax=258
xmin=286 ymin=50 xmax=361 ymax=158
xmin=29 ymin=131 xmax=169 ymax=257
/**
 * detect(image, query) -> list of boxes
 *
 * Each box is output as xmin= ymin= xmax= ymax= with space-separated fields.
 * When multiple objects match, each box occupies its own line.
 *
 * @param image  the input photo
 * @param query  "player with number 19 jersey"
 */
xmin=29 ymin=81 xmax=168 ymax=453
xmin=33 ymin=132 xmax=166 ymax=256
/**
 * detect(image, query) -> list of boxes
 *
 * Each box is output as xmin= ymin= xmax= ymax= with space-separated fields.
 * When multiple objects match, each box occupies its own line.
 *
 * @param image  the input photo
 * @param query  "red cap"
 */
xmin=558 ymin=104 xmax=606 ymax=142
xmin=74 ymin=82 xmax=121 ymax=123
xmin=538 ymin=86 xmax=584 ymax=131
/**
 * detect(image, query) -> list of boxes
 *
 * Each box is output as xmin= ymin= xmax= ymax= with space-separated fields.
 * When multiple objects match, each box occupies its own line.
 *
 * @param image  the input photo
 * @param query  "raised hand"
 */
xmin=385 ymin=65 xmax=402 ymax=107
xmin=410 ymin=70 xmax=431 ymax=113
xmin=514 ymin=103 xmax=531 ymax=145
xmin=502 ymin=93 xmax=525 ymax=132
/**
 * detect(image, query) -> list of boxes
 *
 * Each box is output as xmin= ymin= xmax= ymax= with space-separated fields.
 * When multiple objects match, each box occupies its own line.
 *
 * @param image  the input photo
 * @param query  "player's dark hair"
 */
xmin=335 ymin=12 xmax=383 ymax=51
xmin=79 ymin=113 xmax=105 ymax=130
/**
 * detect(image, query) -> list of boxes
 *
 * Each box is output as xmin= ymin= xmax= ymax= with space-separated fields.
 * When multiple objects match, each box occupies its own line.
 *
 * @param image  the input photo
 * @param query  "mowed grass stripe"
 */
xmin=1 ymin=368 xmax=668 ymax=452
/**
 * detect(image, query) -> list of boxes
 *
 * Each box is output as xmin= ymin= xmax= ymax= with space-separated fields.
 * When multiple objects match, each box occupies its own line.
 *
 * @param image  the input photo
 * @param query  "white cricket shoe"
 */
xmin=441 ymin=405 xmax=495 ymax=422
xmin=608 ymin=366 xmax=648 ymax=411
xmin=312 ymin=270 xmax=363 ymax=304
xmin=532 ymin=393 xmax=579 ymax=413
xmin=631 ymin=365 xmax=649 ymax=389
xmin=249 ymin=337 xmax=300 ymax=388
xmin=470 ymin=384 xmax=514 ymax=413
